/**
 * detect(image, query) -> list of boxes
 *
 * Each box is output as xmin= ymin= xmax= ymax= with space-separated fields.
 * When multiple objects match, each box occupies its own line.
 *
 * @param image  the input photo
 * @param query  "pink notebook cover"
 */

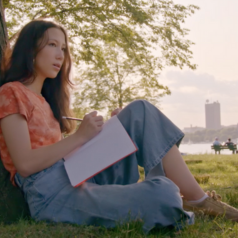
xmin=64 ymin=116 xmax=138 ymax=187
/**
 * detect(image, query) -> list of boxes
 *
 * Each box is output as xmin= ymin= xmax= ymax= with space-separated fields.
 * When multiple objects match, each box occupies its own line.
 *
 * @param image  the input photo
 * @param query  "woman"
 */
xmin=0 ymin=20 xmax=237 ymax=234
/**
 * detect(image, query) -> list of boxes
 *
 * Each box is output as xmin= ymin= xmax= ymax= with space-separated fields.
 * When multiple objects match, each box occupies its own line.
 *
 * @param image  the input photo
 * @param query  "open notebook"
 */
xmin=64 ymin=115 xmax=137 ymax=187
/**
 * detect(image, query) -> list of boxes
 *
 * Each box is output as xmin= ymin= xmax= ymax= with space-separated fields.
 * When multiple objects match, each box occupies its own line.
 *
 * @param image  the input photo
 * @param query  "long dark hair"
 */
xmin=0 ymin=20 xmax=76 ymax=134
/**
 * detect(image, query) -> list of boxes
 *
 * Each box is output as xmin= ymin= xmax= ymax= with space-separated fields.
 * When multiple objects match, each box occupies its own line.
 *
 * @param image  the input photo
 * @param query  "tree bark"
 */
xmin=0 ymin=1 xmax=30 ymax=224
xmin=0 ymin=0 xmax=8 ymax=71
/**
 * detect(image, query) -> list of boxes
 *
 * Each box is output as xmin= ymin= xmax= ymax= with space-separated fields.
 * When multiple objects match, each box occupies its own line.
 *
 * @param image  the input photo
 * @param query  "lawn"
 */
xmin=1 ymin=154 xmax=238 ymax=238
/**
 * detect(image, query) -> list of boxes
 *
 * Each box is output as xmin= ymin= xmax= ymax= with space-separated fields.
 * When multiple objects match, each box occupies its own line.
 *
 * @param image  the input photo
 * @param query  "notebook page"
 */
xmin=64 ymin=116 xmax=137 ymax=187
xmin=64 ymin=115 xmax=121 ymax=160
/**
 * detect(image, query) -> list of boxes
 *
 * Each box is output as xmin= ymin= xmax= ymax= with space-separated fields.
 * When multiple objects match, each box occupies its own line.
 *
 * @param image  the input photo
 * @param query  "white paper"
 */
xmin=64 ymin=116 xmax=137 ymax=187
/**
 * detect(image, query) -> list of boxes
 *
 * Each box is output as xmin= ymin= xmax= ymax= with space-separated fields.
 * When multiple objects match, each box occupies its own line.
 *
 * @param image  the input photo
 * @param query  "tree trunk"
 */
xmin=0 ymin=0 xmax=8 ymax=72
xmin=0 ymin=1 xmax=30 ymax=224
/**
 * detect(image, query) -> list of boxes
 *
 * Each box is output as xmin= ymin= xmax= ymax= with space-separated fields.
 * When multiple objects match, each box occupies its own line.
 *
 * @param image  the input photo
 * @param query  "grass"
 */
xmin=1 ymin=154 xmax=238 ymax=237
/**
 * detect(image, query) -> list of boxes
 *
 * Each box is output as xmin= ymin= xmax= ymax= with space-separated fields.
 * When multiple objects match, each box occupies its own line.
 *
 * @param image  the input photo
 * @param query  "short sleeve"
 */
xmin=0 ymin=83 xmax=32 ymax=121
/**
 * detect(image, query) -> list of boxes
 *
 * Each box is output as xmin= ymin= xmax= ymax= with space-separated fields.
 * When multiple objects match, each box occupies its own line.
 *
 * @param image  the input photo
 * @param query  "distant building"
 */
xmin=183 ymin=125 xmax=205 ymax=133
xmin=205 ymin=101 xmax=221 ymax=130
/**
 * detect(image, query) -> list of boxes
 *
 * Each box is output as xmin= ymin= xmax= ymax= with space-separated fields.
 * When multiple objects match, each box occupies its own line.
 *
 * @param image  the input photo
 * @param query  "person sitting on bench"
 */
xmin=213 ymin=138 xmax=221 ymax=146
xmin=213 ymin=138 xmax=221 ymax=154
xmin=225 ymin=138 xmax=235 ymax=147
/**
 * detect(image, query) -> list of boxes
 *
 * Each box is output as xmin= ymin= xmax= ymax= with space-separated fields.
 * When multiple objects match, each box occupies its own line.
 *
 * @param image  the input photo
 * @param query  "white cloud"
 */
xmin=177 ymin=86 xmax=200 ymax=94
xmin=155 ymin=0 xmax=238 ymax=130
xmin=159 ymin=70 xmax=238 ymax=129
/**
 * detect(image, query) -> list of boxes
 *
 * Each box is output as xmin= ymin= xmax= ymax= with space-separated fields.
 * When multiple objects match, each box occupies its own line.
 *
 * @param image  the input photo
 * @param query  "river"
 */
xmin=179 ymin=143 xmax=236 ymax=155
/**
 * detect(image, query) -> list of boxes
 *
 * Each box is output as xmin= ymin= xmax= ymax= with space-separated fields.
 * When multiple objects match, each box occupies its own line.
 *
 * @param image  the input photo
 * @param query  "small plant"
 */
xmin=185 ymin=159 xmax=203 ymax=164
xmin=194 ymin=174 xmax=210 ymax=184
xmin=225 ymin=191 xmax=238 ymax=207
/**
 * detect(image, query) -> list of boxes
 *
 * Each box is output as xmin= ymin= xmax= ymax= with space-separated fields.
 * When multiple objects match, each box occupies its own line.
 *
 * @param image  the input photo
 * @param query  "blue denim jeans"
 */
xmin=15 ymin=100 xmax=194 ymax=233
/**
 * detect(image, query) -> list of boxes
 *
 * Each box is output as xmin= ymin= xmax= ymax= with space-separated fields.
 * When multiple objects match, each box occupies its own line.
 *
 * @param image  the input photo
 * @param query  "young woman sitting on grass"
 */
xmin=0 ymin=20 xmax=237 ymax=234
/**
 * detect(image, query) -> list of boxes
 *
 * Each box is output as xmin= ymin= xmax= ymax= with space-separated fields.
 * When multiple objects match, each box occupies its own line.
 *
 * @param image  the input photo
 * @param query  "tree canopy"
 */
xmin=2 ymin=0 xmax=199 ymax=114
xmin=73 ymin=43 xmax=172 ymax=116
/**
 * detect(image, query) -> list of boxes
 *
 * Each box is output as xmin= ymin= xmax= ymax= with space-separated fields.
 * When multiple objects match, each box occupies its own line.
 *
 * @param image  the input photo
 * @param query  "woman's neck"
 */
xmin=23 ymin=78 xmax=44 ymax=96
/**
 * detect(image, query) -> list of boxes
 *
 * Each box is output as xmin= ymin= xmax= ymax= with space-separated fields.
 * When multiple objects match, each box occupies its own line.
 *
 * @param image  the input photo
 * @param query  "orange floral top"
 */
xmin=0 ymin=81 xmax=62 ymax=185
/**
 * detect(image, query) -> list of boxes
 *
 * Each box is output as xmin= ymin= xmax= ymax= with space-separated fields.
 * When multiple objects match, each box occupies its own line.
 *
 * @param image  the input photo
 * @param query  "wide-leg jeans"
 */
xmin=15 ymin=100 xmax=194 ymax=233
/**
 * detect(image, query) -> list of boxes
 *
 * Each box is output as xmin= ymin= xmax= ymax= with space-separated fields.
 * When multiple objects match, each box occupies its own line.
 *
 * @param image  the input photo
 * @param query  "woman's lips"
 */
xmin=53 ymin=64 xmax=60 ymax=71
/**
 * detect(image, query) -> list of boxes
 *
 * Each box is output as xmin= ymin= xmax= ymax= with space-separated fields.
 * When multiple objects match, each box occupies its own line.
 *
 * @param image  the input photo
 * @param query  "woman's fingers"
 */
xmin=111 ymin=108 xmax=122 ymax=117
xmin=76 ymin=111 xmax=104 ymax=143
xmin=95 ymin=115 xmax=104 ymax=122
xmin=84 ymin=112 xmax=103 ymax=124
xmin=84 ymin=111 xmax=97 ymax=119
xmin=96 ymin=120 xmax=104 ymax=127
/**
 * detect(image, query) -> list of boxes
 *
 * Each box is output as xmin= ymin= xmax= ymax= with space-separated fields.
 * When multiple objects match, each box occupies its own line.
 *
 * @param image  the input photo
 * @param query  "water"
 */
xmin=179 ymin=143 xmax=235 ymax=155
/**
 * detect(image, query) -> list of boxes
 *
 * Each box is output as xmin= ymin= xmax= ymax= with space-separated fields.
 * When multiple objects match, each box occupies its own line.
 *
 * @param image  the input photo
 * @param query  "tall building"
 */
xmin=205 ymin=101 xmax=221 ymax=130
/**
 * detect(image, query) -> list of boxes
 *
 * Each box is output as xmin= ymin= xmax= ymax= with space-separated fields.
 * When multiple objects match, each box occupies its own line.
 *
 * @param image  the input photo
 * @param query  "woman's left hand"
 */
xmin=111 ymin=108 xmax=122 ymax=117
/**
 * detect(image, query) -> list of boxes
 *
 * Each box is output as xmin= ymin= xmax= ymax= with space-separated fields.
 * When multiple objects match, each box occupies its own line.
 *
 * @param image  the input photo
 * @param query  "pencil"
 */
xmin=62 ymin=116 xmax=83 ymax=121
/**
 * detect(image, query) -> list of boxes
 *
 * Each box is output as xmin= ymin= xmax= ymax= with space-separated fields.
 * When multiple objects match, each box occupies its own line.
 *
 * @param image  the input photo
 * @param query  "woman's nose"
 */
xmin=56 ymin=47 xmax=64 ymax=60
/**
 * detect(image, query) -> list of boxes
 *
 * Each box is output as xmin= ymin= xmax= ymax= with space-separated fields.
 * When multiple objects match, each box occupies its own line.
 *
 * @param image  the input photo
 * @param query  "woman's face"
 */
xmin=34 ymin=27 xmax=66 ymax=80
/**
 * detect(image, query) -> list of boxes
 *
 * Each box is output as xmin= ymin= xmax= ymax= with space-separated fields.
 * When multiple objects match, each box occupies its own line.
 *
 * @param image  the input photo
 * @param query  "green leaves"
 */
xmin=73 ymin=43 xmax=170 ymax=115
xmin=4 ymin=0 xmax=198 ymax=68
xmin=3 ymin=0 xmax=199 ymax=114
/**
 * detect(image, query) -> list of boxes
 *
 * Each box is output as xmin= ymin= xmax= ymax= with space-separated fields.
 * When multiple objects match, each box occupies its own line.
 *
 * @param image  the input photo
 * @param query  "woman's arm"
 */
xmin=1 ymin=111 xmax=103 ymax=178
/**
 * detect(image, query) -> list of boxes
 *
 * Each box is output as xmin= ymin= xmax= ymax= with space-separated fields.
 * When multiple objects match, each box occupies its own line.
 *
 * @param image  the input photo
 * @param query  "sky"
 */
xmin=159 ymin=0 xmax=238 ymax=130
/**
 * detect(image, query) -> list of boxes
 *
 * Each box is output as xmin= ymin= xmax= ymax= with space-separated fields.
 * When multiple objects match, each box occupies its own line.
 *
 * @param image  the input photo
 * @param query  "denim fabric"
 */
xmin=15 ymin=100 xmax=194 ymax=233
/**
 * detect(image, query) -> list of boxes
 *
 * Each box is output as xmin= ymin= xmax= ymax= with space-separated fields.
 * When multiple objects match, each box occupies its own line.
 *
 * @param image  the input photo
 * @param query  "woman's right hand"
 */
xmin=75 ymin=111 xmax=104 ymax=144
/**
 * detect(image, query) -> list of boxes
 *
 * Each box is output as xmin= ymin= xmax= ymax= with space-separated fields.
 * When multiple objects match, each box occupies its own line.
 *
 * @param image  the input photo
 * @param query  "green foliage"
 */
xmin=3 ymin=0 xmax=199 ymax=113
xmin=73 ymin=44 xmax=172 ymax=114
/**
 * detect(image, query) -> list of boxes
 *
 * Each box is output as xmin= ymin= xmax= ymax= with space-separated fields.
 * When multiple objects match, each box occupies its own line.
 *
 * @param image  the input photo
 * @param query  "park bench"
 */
xmin=211 ymin=144 xmax=237 ymax=154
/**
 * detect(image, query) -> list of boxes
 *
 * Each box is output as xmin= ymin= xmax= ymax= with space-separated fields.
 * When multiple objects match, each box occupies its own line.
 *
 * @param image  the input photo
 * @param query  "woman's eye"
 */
xmin=49 ymin=43 xmax=56 ymax=47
